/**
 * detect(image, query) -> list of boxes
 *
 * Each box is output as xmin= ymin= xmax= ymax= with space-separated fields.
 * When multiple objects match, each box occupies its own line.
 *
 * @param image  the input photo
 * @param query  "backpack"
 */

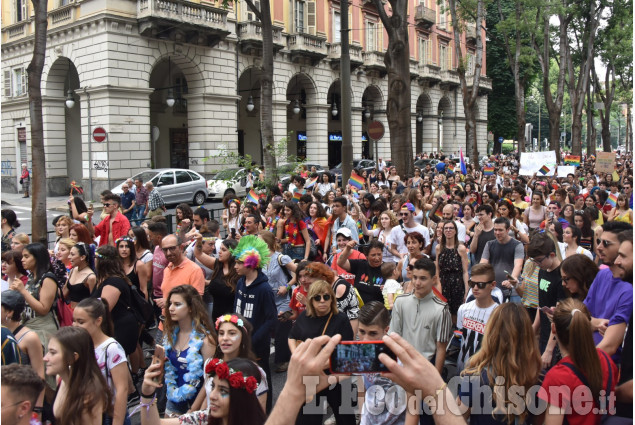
xmin=127 ymin=284 xmax=155 ymax=329
xmin=277 ymin=255 xmax=294 ymax=284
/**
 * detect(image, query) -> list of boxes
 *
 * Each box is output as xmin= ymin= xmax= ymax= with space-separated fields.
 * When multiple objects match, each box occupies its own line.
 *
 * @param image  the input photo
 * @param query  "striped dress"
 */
xmin=520 ymin=259 xmax=540 ymax=309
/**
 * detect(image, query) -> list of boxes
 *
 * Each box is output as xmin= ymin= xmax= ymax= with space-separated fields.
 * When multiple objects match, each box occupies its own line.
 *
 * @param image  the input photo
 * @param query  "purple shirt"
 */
xmin=584 ymin=268 xmax=633 ymax=363
xmin=135 ymin=186 xmax=149 ymax=206
xmin=152 ymin=245 xmax=168 ymax=297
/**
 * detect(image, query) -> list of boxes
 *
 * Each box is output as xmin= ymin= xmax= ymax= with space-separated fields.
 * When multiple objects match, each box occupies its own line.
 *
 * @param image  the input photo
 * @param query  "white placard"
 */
xmin=519 ymin=151 xmax=557 ymax=176
xmin=557 ymin=166 xmax=576 ymax=178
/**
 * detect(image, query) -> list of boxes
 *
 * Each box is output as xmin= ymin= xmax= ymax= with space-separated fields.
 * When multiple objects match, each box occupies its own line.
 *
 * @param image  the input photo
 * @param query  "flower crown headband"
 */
xmin=205 ymin=358 xmax=258 ymax=394
xmin=215 ymin=314 xmax=244 ymax=330
xmin=115 ymin=236 xmax=134 ymax=245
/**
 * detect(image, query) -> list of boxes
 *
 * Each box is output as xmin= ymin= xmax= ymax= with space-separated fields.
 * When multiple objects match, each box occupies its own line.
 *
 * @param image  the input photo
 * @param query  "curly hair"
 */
xmin=304 ymin=262 xmax=335 ymax=283
xmin=379 ymin=210 xmax=399 ymax=230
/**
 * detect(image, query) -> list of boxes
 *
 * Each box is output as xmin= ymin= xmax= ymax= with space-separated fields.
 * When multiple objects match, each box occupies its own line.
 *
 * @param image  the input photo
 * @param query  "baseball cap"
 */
xmin=336 ymin=228 xmax=353 ymax=239
xmin=1 ymin=290 xmax=26 ymax=313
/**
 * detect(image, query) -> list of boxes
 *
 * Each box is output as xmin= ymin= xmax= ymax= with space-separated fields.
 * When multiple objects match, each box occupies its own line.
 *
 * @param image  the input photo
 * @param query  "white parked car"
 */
xmin=207 ymin=167 xmax=261 ymax=200
xmin=112 ymin=169 xmax=208 ymax=206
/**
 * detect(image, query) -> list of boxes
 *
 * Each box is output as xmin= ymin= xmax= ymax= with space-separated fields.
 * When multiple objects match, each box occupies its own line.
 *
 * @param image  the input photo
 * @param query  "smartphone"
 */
xmin=152 ymin=345 xmax=166 ymax=383
xmin=230 ymin=228 xmax=236 ymax=239
xmin=548 ymin=212 xmax=554 ymax=219
xmin=89 ymin=201 xmax=94 ymax=209
xmin=503 ymin=270 xmax=514 ymax=280
xmin=330 ymin=341 xmax=396 ymax=374
xmin=540 ymin=306 xmax=554 ymax=316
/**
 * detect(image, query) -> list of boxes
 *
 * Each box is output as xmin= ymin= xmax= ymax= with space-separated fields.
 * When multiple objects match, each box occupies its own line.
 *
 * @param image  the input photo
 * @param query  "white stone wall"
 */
xmin=1 ymin=13 xmax=488 ymax=195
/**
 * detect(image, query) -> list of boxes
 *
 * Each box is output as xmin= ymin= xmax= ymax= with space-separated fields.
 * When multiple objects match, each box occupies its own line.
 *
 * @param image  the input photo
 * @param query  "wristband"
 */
xmin=435 ymin=382 xmax=448 ymax=397
xmin=141 ymin=390 xmax=156 ymax=399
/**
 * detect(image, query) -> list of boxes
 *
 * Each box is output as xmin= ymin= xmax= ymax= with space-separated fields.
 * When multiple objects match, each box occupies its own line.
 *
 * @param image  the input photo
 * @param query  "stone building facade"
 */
xmin=1 ymin=0 xmax=490 ymax=196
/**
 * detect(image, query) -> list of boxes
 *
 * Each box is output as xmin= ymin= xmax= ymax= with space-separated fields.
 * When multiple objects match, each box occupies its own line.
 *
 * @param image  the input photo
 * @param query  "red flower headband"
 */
xmin=205 ymin=358 xmax=258 ymax=394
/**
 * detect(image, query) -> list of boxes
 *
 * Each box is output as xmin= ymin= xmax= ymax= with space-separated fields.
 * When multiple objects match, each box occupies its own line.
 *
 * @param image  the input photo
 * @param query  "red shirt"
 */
xmin=285 ymin=219 xmax=308 ymax=246
xmin=332 ymin=250 xmax=366 ymax=285
xmin=289 ymin=285 xmax=308 ymax=314
xmin=538 ymin=349 xmax=618 ymax=425
xmin=93 ymin=211 xmax=130 ymax=247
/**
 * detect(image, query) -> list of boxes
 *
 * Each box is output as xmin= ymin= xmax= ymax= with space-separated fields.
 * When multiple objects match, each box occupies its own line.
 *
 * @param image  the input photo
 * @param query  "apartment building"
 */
xmin=1 ymin=0 xmax=491 ymax=195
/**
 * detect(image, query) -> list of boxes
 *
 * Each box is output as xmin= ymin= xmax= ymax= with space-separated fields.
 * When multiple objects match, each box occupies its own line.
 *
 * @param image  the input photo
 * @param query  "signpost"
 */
xmin=368 ymin=120 xmax=384 ymax=166
xmin=92 ymin=127 xmax=107 ymax=143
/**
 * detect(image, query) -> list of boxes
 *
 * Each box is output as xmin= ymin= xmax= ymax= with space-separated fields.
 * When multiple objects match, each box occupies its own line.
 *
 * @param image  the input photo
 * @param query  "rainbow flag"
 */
xmin=292 ymin=190 xmax=303 ymax=203
xmin=564 ymin=155 xmax=581 ymax=166
xmin=607 ymin=193 xmax=618 ymax=208
xmin=305 ymin=176 xmax=318 ymax=189
xmin=348 ymin=173 xmax=365 ymax=190
xmin=483 ymin=167 xmax=495 ymax=176
xmin=459 ymin=148 xmax=467 ymax=175
xmin=246 ymin=189 xmax=259 ymax=204
xmin=434 ymin=209 xmax=443 ymax=219
xmin=539 ymin=165 xmax=550 ymax=175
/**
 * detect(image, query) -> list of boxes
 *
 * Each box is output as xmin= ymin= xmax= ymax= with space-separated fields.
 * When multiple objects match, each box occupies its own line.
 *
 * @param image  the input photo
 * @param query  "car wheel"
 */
xmin=224 ymin=189 xmax=236 ymax=198
xmin=193 ymin=191 xmax=207 ymax=206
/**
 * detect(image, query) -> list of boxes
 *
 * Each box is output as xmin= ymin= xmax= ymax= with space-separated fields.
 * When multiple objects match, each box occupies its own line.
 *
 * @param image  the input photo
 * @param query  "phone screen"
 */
xmin=330 ymin=341 xmax=396 ymax=374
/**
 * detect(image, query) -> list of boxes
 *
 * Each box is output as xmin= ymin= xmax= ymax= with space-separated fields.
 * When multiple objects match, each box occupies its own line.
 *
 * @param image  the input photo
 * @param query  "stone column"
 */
xmin=273 ymin=99 xmax=289 ymax=160
xmin=305 ymin=103 xmax=330 ymax=166
xmin=41 ymin=96 xmax=68 ymax=195
xmin=187 ymin=92 xmax=240 ymax=174
xmin=351 ymin=107 xmax=363 ymax=158
xmin=374 ymin=112 xmax=391 ymax=160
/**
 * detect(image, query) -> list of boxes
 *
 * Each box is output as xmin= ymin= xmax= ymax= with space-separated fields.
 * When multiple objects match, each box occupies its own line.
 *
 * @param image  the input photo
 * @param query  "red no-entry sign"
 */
xmin=92 ymin=127 xmax=107 ymax=143
xmin=368 ymin=120 xmax=384 ymax=141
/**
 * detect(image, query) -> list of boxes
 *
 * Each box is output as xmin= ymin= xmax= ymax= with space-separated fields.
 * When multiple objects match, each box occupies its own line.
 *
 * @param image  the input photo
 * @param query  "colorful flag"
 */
xmin=539 ymin=165 xmax=550 ymax=175
xmin=305 ymin=176 xmax=318 ymax=189
xmin=292 ymin=190 xmax=302 ymax=203
xmin=607 ymin=193 xmax=618 ymax=208
xmin=483 ymin=167 xmax=495 ymax=176
xmin=246 ymin=189 xmax=259 ymax=204
xmin=348 ymin=173 xmax=365 ymax=190
xmin=460 ymin=148 xmax=467 ymax=175
xmin=564 ymin=155 xmax=581 ymax=166
xmin=434 ymin=209 xmax=443 ymax=219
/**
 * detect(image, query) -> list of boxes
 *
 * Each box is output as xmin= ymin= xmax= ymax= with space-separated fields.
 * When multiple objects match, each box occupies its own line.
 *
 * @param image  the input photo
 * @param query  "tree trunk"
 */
xmin=448 ymin=0 xmax=484 ymax=167
xmin=586 ymin=81 xmax=596 ymax=156
xmin=599 ymin=108 xmax=612 ymax=152
xmin=515 ymin=78 xmax=526 ymax=153
xmin=28 ymin=0 xmax=48 ymax=244
xmin=243 ymin=0 xmax=277 ymax=181
xmin=373 ymin=0 xmax=413 ymax=178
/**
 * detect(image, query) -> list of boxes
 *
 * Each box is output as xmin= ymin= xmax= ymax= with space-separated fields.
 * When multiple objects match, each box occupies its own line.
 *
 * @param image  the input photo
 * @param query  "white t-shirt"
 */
xmin=456 ymin=300 xmax=498 ymax=372
xmin=454 ymin=219 xmax=467 ymax=243
xmin=95 ymin=337 xmax=128 ymax=395
xmin=387 ymin=224 xmax=431 ymax=256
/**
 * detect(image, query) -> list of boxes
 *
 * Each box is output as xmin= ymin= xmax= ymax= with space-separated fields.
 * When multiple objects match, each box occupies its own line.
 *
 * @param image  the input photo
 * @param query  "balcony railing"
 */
xmin=440 ymin=69 xmax=460 ymax=87
xmin=288 ymin=33 xmax=328 ymax=64
xmin=466 ymin=74 xmax=492 ymax=92
xmin=237 ymin=21 xmax=284 ymax=52
xmin=328 ymin=42 xmax=363 ymax=68
xmin=417 ymin=63 xmax=441 ymax=85
xmin=466 ymin=22 xmax=477 ymax=41
xmin=137 ymin=0 xmax=229 ymax=32
xmin=414 ymin=5 xmax=435 ymax=27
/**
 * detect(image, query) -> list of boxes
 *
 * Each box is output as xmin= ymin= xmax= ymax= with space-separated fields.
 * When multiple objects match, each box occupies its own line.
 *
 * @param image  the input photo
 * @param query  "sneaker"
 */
xmin=275 ymin=362 xmax=289 ymax=373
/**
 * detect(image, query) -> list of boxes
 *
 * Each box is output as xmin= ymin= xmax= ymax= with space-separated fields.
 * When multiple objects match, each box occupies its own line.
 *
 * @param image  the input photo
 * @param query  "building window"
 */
xmin=366 ymin=21 xmax=376 ymax=51
xmin=439 ymin=44 xmax=451 ymax=70
xmin=5 ymin=67 xmax=27 ymax=98
xmin=15 ymin=0 xmax=27 ymax=22
xmin=333 ymin=10 xmax=341 ymax=43
xmin=438 ymin=0 xmax=447 ymax=29
xmin=467 ymin=52 xmax=475 ymax=75
xmin=419 ymin=37 xmax=431 ymax=65
xmin=294 ymin=0 xmax=305 ymax=33
xmin=246 ymin=0 xmax=260 ymax=21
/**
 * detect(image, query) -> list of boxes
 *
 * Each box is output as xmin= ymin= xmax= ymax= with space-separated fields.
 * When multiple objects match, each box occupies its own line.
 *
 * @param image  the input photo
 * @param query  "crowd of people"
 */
xmin=0 ymin=149 xmax=633 ymax=425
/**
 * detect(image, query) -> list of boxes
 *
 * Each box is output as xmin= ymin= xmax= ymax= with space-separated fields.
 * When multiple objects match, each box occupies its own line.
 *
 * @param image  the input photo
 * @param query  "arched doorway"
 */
xmin=326 ymin=81 xmax=342 ymax=168
xmin=438 ymin=96 xmax=452 ymax=154
xmin=45 ymin=57 xmax=81 ymax=194
xmin=149 ymin=57 xmax=189 ymax=169
xmin=362 ymin=85 xmax=382 ymax=159
xmin=416 ymin=94 xmax=433 ymax=154
xmin=286 ymin=73 xmax=315 ymax=161
xmin=237 ymin=67 xmax=263 ymax=165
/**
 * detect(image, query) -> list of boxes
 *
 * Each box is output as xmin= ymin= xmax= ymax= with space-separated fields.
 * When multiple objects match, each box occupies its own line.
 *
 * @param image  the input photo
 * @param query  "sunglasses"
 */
xmin=102 ymin=202 xmax=113 ymax=207
xmin=596 ymin=239 xmax=615 ymax=248
xmin=312 ymin=294 xmax=331 ymax=302
xmin=161 ymin=246 xmax=179 ymax=253
xmin=468 ymin=280 xmax=493 ymax=289
xmin=400 ymin=212 xmax=410 ymax=217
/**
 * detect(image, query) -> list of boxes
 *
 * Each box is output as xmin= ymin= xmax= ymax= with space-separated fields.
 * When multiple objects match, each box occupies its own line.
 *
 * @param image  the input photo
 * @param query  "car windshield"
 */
xmin=130 ymin=171 xmax=160 ymax=185
xmin=213 ymin=168 xmax=241 ymax=180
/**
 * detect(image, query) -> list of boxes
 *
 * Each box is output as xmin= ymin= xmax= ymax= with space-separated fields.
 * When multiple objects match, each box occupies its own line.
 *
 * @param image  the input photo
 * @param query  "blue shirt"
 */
xmin=120 ymin=191 xmax=135 ymax=211
xmin=436 ymin=162 xmax=446 ymax=173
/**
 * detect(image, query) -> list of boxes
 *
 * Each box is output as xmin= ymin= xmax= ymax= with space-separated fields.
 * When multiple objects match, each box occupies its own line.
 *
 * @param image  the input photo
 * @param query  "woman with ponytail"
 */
xmin=538 ymin=299 xmax=618 ymax=425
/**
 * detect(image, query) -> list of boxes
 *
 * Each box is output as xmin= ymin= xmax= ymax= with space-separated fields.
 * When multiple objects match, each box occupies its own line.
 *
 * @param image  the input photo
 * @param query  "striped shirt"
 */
xmin=521 ymin=259 xmax=540 ymax=308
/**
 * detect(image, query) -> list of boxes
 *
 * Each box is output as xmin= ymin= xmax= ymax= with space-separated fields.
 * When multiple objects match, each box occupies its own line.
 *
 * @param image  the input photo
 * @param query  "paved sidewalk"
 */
xmin=0 ymin=191 xmax=74 ymax=212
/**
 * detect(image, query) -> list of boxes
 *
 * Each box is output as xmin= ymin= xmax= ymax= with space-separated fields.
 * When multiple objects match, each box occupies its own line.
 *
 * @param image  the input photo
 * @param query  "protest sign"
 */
xmin=519 ymin=151 xmax=557 ymax=176
xmin=595 ymin=152 xmax=615 ymax=174
xmin=556 ymin=166 xmax=576 ymax=178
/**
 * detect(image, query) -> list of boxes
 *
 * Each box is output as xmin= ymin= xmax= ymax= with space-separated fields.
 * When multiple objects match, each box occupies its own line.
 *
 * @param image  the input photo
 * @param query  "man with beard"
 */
xmin=614 ymin=230 xmax=633 ymax=419
xmin=584 ymin=221 xmax=632 ymax=363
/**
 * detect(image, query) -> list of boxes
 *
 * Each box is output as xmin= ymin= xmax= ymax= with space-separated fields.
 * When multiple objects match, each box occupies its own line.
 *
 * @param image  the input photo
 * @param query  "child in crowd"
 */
xmin=380 ymin=262 xmax=402 ymax=310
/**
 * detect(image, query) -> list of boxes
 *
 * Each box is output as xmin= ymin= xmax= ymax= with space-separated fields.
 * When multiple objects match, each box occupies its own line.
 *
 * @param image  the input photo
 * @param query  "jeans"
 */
xmin=133 ymin=205 xmax=146 ymax=226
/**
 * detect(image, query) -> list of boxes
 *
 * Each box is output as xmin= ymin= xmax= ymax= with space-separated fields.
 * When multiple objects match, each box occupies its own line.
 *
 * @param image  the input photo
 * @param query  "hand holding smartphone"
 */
xmin=152 ymin=345 xmax=166 ymax=383
xmin=330 ymin=341 xmax=397 ymax=374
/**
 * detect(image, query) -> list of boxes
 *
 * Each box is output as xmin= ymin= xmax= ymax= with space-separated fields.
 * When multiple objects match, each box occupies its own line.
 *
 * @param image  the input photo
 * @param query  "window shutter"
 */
xmin=307 ymin=0 xmax=316 ymax=35
xmin=3 ymin=70 xmax=12 ymax=98
xmin=20 ymin=67 xmax=27 ymax=95
xmin=426 ymin=39 xmax=432 ymax=64
xmin=21 ymin=0 xmax=27 ymax=21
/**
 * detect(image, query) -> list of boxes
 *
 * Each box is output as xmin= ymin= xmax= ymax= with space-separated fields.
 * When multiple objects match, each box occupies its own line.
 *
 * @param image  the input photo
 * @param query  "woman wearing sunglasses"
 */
xmin=288 ymin=279 xmax=355 ymax=425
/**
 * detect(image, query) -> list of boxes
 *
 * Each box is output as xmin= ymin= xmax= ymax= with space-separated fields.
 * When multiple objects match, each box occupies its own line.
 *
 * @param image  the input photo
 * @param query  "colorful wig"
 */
xmin=231 ymin=235 xmax=271 ymax=269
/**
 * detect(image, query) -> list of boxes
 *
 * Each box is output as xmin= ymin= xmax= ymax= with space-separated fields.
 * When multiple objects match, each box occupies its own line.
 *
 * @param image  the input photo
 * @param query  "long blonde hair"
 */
xmin=462 ymin=303 xmax=541 ymax=424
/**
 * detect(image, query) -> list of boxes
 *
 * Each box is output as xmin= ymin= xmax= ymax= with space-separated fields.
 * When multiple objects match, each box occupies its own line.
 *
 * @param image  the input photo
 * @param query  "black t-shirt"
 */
xmin=208 ymin=274 xmax=236 ymax=321
xmin=289 ymin=311 xmax=354 ymax=341
xmin=473 ymin=228 xmax=495 ymax=263
xmin=537 ymin=265 xmax=565 ymax=352
xmin=348 ymin=259 xmax=384 ymax=304
xmin=617 ymin=315 xmax=633 ymax=417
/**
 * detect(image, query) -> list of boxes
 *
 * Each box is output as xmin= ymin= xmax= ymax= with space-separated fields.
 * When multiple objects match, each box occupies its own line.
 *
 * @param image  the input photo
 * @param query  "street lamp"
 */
xmin=438 ymin=111 xmax=443 ymax=152
xmin=417 ymin=111 xmax=423 ymax=123
xmin=246 ymin=95 xmax=255 ymax=112
xmin=364 ymin=107 xmax=371 ymax=120
xmin=292 ymin=99 xmax=301 ymax=115
xmin=65 ymin=89 xmax=75 ymax=109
